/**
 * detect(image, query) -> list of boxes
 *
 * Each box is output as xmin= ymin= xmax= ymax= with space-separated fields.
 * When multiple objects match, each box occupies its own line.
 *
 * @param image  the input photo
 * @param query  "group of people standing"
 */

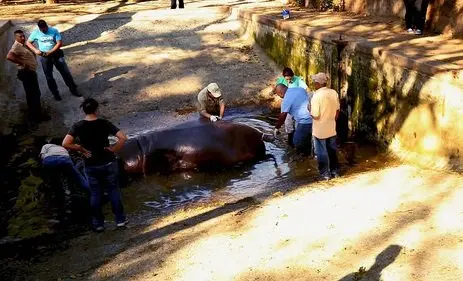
xmin=40 ymin=98 xmax=129 ymax=232
xmin=8 ymin=19 xmax=340 ymax=231
xmin=273 ymin=68 xmax=340 ymax=180
xmin=6 ymin=20 xmax=81 ymax=122
xmin=7 ymin=20 xmax=129 ymax=232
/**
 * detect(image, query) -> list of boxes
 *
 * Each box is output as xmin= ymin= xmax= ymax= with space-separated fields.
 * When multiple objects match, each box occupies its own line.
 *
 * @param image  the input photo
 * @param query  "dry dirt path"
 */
xmin=3 ymin=1 xmax=463 ymax=281
xmin=9 ymin=0 xmax=282 ymax=137
xmin=8 ymin=156 xmax=463 ymax=281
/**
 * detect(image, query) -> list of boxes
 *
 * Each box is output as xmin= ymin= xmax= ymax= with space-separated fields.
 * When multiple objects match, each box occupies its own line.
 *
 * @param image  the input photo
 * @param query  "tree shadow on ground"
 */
xmin=60 ymin=12 xmax=134 ymax=46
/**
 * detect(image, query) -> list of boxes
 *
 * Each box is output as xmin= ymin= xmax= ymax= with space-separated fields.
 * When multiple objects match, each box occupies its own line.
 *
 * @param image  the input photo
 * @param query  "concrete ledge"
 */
xmin=238 ymin=9 xmax=463 ymax=79
xmin=0 ymin=20 xmax=16 ymax=135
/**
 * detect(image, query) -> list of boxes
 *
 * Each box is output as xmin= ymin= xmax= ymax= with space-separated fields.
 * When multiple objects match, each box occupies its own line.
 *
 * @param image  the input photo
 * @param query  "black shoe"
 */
xmin=171 ymin=6 xmax=176 ymax=9
xmin=53 ymin=93 xmax=62 ymax=101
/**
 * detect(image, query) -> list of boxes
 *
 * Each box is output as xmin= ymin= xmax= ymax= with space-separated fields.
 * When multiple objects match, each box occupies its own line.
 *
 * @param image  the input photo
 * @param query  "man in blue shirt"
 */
xmin=274 ymin=83 xmax=313 ymax=156
xmin=26 ymin=19 xmax=80 ymax=101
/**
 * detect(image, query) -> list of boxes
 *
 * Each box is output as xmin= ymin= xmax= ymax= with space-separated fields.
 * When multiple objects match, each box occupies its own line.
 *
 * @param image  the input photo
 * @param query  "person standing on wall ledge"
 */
xmin=26 ymin=19 xmax=81 ymax=101
xmin=171 ymin=0 xmax=184 ymax=9
xmin=405 ymin=0 xmax=430 ymax=35
xmin=275 ymin=67 xmax=310 ymax=147
xmin=310 ymin=73 xmax=340 ymax=180
xmin=62 ymin=98 xmax=128 ymax=232
xmin=197 ymin=82 xmax=225 ymax=122
xmin=6 ymin=29 xmax=50 ymax=122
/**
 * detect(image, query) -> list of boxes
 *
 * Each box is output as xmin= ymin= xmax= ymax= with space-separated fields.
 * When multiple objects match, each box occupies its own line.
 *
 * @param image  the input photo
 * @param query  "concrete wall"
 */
xmin=239 ymin=11 xmax=463 ymax=170
xmin=0 ymin=20 xmax=16 ymax=135
xmin=343 ymin=0 xmax=463 ymax=36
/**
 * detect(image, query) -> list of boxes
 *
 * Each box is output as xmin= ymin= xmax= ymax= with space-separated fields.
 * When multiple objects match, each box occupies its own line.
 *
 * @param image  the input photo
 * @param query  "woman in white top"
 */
xmin=40 ymin=140 xmax=88 ymax=190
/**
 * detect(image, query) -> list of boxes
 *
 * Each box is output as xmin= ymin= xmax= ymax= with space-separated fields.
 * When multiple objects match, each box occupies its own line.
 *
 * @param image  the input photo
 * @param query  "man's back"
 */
xmin=281 ymin=87 xmax=312 ymax=124
xmin=311 ymin=87 xmax=340 ymax=139
xmin=69 ymin=119 xmax=119 ymax=166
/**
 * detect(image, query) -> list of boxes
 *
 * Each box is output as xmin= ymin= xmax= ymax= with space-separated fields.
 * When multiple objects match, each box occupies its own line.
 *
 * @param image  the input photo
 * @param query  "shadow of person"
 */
xmin=338 ymin=244 xmax=403 ymax=281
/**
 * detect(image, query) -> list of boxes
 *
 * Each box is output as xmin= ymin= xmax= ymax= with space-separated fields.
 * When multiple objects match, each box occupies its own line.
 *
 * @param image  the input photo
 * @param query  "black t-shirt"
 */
xmin=69 ymin=119 xmax=120 ymax=166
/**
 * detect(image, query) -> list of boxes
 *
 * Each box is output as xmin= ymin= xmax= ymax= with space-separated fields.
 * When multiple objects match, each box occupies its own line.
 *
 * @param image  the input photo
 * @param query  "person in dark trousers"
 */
xmin=405 ymin=0 xmax=430 ymax=35
xmin=171 ymin=0 xmax=184 ymax=9
xmin=6 ymin=30 xmax=49 ymax=122
xmin=26 ymin=19 xmax=81 ymax=101
xmin=62 ymin=98 xmax=128 ymax=232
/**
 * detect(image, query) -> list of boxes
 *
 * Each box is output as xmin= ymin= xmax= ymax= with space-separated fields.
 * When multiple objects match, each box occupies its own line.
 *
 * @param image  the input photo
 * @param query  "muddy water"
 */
xmin=113 ymin=107 xmax=362 ymax=216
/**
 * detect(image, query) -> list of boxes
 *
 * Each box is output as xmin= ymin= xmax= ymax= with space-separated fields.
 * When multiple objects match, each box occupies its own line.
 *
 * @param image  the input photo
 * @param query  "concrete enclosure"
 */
xmin=0 ymin=20 xmax=18 ymax=135
xmin=239 ymin=9 xmax=463 ymax=170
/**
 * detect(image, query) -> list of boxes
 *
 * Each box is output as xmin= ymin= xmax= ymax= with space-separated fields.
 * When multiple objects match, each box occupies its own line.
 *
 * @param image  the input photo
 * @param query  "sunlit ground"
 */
xmin=21 ymin=162 xmax=461 ymax=281
xmin=86 ymin=164 xmax=462 ymax=281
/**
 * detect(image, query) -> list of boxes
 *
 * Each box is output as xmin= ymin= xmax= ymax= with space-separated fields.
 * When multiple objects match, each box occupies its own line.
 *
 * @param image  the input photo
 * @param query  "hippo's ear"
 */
xmin=262 ymin=134 xmax=275 ymax=143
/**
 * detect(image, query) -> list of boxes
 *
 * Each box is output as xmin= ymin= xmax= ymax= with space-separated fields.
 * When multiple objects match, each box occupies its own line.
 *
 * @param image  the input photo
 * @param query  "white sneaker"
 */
xmin=116 ymin=219 xmax=129 ymax=228
xmin=407 ymin=28 xmax=414 ymax=33
xmin=414 ymin=29 xmax=422 ymax=35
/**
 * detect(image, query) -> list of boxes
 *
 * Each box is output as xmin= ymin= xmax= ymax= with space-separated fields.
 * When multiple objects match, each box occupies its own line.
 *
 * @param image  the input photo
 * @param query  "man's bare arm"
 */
xmin=275 ymin=112 xmax=288 ymax=129
xmin=26 ymin=41 xmax=42 ymax=55
xmin=62 ymin=134 xmax=92 ymax=158
xmin=6 ymin=52 xmax=22 ymax=66
xmin=219 ymin=103 xmax=225 ymax=119
xmin=45 ymin=40 xmax=62 ymax=56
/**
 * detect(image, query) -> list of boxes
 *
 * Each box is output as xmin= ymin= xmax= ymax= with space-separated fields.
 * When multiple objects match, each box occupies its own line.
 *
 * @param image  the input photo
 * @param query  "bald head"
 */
xmin=274 ymin=83 xmax=288 ymax=98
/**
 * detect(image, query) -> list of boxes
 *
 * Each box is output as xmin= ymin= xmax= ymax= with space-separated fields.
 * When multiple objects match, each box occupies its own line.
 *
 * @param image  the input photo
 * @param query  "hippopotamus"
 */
xmin=117 ymin=120 xmax=272 ymax=174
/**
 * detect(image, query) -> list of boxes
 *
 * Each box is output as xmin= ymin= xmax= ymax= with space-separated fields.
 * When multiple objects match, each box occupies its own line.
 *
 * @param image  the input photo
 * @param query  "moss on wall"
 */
xmin=243 ymin=17 xmax=463 ymax=170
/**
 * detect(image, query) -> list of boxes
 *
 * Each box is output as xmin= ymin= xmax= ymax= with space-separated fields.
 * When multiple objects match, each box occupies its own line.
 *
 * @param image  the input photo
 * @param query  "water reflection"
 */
xmin=119 ymin=108 xmax=297 ymax=212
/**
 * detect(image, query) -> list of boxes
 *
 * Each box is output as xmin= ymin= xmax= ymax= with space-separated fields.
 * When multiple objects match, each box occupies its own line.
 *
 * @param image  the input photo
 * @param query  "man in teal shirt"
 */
xmin=27 ymin=19 xmax=80 ymax=101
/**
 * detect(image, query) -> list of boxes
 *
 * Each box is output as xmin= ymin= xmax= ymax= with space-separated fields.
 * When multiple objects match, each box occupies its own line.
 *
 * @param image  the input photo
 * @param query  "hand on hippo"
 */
xmin=210 ymin=115 xmax=220 ymax=122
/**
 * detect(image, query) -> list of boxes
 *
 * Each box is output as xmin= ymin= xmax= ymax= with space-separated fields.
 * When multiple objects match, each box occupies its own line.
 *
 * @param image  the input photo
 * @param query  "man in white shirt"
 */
xmin=310 ymin=73 xmax=340 ymax=180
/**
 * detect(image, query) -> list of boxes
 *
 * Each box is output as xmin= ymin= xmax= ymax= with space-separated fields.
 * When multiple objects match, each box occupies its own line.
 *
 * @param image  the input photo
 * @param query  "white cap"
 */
xmin=311 ymin=73 xmax=329 ymax=84
xmin=206 ymin=83 xmax=222 ymax=98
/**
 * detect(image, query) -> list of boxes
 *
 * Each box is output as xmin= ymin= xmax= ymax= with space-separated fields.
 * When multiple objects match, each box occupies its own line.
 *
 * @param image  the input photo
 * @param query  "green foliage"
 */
xmin=7 ymin=174 xmax=50 ymax=239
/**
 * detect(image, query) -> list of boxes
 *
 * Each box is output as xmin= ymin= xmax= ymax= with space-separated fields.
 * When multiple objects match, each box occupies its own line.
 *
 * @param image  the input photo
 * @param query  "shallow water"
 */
xmin=116 ymin=107 xmax=349 ymax=215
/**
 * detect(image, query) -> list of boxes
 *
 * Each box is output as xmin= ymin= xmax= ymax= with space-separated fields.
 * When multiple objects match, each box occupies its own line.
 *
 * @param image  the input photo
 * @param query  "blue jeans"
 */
xmin=313 ymin=135 xmax=339 ymax=178
xmin=39 ymin=51 xmax=77 ymax=95
xmin=293 ymin=123 xmax=312 ymax=156
xmin=85 ymin=161 xmax=125 ymax=227
xmin=42 ymin=155 xmax=89 ymax=190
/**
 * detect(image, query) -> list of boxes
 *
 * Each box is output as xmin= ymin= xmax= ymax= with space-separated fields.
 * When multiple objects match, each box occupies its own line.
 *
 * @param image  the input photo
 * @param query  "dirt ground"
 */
xmin=7 ymin=0 xmax=283 ymax=137
xmin=6 ymin=155 xmax=463 ymax=281
xmin=2 ymin=1 xmax=463 ymax=280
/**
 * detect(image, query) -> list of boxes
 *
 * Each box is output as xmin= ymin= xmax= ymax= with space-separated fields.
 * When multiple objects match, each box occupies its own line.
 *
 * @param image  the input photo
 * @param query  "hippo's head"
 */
xmin=117 ymin=138 xmax=145 ymax=174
